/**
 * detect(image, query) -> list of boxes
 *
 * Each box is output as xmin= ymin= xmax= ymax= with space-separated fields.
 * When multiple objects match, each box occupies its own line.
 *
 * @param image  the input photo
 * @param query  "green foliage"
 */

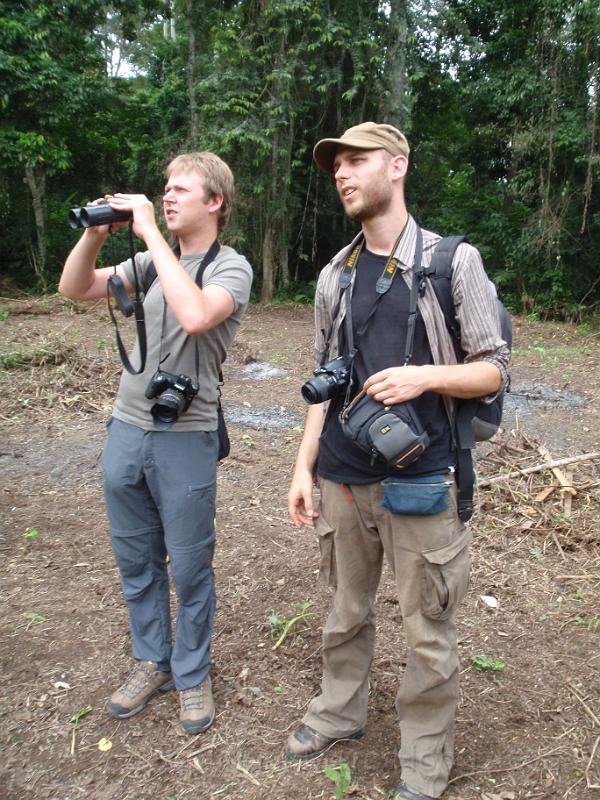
xmin=70 ymin=704 xmax=92 ymax=755
xmin=268 ymin=601 xmax=317 ymax=650
xmin=0 ymin=0 xmax=598 ymax=313
xmin=471 ymin=655 xmax=507 ymax=672
xmin=12 ymin=611 xmax=48 ymax=635
xmin=324 ymin=762 xmax=352 ymax=799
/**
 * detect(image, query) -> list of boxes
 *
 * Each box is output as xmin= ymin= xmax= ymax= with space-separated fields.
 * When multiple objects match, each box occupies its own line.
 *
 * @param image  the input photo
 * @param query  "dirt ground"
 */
xmin=1 ymin=298 xmax=599 ymax=800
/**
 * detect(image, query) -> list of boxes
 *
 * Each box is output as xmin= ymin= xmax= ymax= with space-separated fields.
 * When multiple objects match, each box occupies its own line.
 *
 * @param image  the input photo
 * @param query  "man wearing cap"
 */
xmin=284 ymin=122 xmax=509 ymax=799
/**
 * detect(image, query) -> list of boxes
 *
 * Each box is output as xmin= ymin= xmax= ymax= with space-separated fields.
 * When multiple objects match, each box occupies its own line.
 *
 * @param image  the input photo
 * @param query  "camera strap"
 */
xmin=339 ymin=221 xmax=418 ymax=409
xmin=107 ymin=221 xmax=148 ymax=375
xmin=323 ymin=218 xmax=411 ymax=363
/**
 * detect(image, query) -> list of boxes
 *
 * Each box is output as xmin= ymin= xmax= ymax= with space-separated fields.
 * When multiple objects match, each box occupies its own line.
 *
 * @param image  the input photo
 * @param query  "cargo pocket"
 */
xmin=421 ymin=528 xmax=471 ymax=620
xmin=315 ymin=514 xmax=337 ymax=588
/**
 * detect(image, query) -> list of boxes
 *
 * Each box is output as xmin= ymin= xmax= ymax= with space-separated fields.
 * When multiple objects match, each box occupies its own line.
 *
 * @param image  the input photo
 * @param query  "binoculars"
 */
xmin=68 ymin=199 xmax=132 ymax=229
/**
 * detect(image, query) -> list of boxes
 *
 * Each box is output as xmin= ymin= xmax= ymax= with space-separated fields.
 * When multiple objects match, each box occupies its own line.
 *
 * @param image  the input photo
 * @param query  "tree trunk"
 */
xmin=260 ymin=127 xmax=280 ymax=302
xmin=260 ymin=222 xmax=275 ymax=302
xmin=24 ymin=164 xmax=47 ymax=291
xmin=382 ymin=0 xmax=409 ymax=128
xmin=186 ymin=0 xmax=198 ymax=144
xmin=581 ymin=60 xmax=598 ymax=234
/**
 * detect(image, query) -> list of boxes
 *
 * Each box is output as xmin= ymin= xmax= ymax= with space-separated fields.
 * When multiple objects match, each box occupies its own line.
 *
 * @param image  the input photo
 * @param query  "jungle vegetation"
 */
xmin=1 ymin=0 xmax=599 ymax=317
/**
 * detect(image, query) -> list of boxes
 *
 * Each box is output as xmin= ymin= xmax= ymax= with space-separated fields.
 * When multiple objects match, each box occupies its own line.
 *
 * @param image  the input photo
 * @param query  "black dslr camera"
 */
xmin=145 ymin=370 xmax=200 ymax=429
xmin=68 ymin=199 xmax=132 ymax=229
xmin=301 ymin=355 xmax=351 ymax=404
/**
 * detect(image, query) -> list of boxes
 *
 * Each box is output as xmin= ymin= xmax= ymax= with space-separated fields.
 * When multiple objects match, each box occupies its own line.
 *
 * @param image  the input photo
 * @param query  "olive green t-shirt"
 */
xmin=111 ymin=245 xmax=252 ymax=431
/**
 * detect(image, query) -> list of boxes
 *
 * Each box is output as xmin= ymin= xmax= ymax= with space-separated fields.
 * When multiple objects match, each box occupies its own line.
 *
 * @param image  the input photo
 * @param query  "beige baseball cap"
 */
xmin=313 ymin=121 xmax=410 ymax=174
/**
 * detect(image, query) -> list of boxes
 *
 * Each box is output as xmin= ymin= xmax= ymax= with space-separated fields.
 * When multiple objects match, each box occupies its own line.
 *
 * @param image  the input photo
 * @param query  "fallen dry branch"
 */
xmin=478 ymin=451 xmax=600 ymax=487
xmin=538 ymin=444 xmax=577 ymax=496
xmin=567 ymin=682 xmax=600 ymax=728
xmin=586 ymin=736 xmax=600 ymax=790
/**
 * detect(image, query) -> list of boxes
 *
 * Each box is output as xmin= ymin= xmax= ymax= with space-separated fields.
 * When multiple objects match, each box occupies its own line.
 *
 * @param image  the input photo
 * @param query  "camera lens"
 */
xmin=301 ymin=374 xmax=337 ymax=404
xmin=150 ymin=388 xmax=186 ymax=429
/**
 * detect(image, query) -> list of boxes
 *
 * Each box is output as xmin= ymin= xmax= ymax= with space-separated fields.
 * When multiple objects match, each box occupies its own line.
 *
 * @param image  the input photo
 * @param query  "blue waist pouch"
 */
xmin=381 ymin=474 xmax=452 ymax=516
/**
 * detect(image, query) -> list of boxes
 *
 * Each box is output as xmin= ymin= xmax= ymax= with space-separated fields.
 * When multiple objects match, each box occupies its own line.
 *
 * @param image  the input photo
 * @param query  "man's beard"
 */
xmin=341 ymin=172 xmax=393 ymax=222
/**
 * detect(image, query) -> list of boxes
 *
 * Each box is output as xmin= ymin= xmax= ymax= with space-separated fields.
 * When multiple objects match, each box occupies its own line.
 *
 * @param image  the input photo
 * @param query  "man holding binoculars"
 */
xmin=59 ymin=152 xmax=252 ymax=734
xmin=285 ymin=123 xmax=509 ymax=799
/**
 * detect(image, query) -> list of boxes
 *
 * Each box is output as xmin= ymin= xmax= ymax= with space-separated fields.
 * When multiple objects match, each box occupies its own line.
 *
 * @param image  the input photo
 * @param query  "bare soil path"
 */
xmin=1 ymin=299 xmax=599 ymax=800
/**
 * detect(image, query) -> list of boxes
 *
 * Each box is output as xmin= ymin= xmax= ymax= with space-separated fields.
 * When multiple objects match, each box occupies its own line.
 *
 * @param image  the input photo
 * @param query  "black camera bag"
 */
xmin=340 ymin=390 xmax=429 ymax=469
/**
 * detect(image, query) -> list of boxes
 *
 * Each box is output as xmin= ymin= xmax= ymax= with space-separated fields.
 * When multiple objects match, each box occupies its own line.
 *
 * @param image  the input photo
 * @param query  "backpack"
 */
xmin=423 ymin=235 xmax=512 ymax=520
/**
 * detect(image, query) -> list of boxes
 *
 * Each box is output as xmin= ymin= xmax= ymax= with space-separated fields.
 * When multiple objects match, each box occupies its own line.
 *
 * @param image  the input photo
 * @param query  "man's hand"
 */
xmin=364 ymin=361 xmax=502 ymax=403
xmin=106 ymin=193 xmax=157 ymax=240
xmin=364 ymin=365 xmax=432 ymax=406
xmin=288 ymin=467 xmax=319 ymax=529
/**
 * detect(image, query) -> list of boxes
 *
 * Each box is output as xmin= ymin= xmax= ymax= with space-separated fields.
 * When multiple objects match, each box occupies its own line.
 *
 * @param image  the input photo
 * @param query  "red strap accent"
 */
xmin=339 ymin=483 xmax=353 ymax=504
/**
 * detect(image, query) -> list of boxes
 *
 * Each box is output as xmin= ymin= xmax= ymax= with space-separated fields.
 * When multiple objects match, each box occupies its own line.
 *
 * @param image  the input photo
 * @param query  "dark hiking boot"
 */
xmin=284 ymin=723 xmax=363 ymax=761
xmin=393 ymin=782 xmax=436 ymax=800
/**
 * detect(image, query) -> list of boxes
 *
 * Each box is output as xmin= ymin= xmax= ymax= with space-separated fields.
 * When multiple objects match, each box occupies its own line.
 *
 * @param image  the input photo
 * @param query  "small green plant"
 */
xmin=269 ymin=601 xmax=318 ymax=650
xmin=574 ymin=616 xmax=600 ymax=632
xmin=23 ymin=526 xmax=39 ymax=541
xmin=324 ymin=763 xmax=351 ymax=799
xmin=70 ymin=705 xmax=92 ymax=755
xmin=242 ymin=435 xmax=255 ymax=448
xmin=572 ymin=588 xmax=584 ymax=601
xmin=0 ymin=351 xmax=26 ymax=369
xmin=13 ymin=612 xmax=48 ymax=635
xmin=97 ymin=338 xmax=106 ymax=350
xmin=0 ymin=310 xmax=9 ymax=320
xmin=530 ymin=546 xmax=544 ymax=562
xmin=471 ymin=655 xmax=506 ymax=672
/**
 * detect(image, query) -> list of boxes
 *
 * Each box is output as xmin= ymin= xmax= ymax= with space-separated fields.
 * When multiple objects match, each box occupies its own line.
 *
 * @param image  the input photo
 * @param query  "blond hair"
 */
xmin=166 ymin=151 xmax=235 ymax=233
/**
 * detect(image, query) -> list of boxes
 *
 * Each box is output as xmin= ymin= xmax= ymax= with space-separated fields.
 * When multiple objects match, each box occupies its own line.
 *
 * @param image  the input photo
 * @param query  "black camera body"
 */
xmin=301 ymin=355 xmax=351 ymax=404
xmin=69 ymin=199 xmax=132 ymax=230
xmin=145 ymin=370 xmax=200 ymax=429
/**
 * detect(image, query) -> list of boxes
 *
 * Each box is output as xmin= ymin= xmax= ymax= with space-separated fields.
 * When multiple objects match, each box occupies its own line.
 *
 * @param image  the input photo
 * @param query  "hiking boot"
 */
xmin=179 ymin=676 xmax=215 ymax=734
xmin=393 ymin=782 xmax=435 ymax=800
xmin=284 ymin=723 xmax=364 ymax=761
xmin=106 ymin=661 xmax=173 ymax=719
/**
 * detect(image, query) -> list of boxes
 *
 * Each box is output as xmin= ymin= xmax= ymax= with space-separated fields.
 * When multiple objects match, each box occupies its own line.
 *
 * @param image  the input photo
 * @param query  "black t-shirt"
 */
xmin=317 ymin=248 xmax=454 ymax=484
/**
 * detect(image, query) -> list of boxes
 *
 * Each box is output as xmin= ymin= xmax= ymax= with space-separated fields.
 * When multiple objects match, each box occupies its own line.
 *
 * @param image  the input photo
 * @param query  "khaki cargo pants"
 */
xmin=304 ymin=477 xmax=471 ymax=798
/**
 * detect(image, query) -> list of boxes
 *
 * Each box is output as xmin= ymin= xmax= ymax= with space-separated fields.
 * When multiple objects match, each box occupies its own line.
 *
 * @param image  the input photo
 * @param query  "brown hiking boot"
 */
xmin=106 ymin=661 xmax=173 ymax=719
xmin=284 ymin=723 xmax=364 ymax=761
xmin=179 ymin=676 xmax=215 ymax=734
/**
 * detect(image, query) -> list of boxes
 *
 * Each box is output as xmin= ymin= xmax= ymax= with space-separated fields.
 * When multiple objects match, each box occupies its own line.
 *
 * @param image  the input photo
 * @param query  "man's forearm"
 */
xmin=142 ymin=228 xmax=233 ymax=336
xmin=364 ymin=360 xmax=502 ymax=406
xmin=58 ymin=230 xmax=108 ymax=299
xmin=425 ymin=361 xmax=502 ymax=399
xmin=293 ymin=403 xmax=325 ymax=477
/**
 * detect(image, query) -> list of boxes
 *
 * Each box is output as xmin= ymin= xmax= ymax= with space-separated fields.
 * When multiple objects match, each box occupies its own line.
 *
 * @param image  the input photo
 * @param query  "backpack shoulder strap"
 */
xmin=425 ymin=235 xmax=468 ymax=353
xmin=423 ymin=234 xmax=475 ymax=521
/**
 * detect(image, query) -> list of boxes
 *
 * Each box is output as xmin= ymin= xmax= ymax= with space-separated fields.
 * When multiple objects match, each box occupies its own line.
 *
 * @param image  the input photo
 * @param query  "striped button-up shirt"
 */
xmin=313 ymin=215 xmax=510 ymax=421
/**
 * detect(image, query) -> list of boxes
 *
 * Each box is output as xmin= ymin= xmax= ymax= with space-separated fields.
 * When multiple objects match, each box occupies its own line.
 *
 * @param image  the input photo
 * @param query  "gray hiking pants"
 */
xmin=304 ymin=478 xmax=471 ymax=798
xmin=100 ymin=417 xmax=218 ymax=690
